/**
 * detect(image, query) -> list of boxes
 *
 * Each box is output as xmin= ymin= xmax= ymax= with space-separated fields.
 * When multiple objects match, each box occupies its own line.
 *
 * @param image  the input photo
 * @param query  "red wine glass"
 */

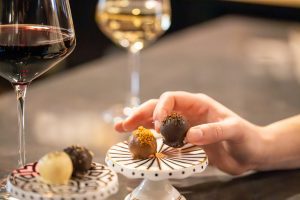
xmin=0 ymin=0 xmax=76 ymax=197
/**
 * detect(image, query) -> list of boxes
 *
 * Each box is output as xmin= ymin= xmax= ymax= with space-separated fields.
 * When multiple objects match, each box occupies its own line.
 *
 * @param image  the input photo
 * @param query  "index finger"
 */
xmin=114 ymin=99 xmax=158 ymax=132
xmin=153 ymin=91 xmax=209 ymax=130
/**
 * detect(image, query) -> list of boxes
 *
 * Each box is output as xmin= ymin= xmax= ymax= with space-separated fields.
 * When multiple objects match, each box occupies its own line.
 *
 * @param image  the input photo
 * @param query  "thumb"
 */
xmin=186 ymin=119 xmax=241 ymax=145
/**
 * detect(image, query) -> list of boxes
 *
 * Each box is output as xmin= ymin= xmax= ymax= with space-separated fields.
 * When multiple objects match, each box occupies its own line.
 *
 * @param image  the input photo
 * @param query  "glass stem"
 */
xmin=128 ymin=49 xmax=141 ymax=107
xmin=13 ymin=84 xmax=28 ymax=167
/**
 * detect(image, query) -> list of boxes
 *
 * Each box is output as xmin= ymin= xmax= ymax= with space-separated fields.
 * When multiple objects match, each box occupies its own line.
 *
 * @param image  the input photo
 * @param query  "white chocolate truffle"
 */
xmin=37 ymin=151 xmax=73 ymax=185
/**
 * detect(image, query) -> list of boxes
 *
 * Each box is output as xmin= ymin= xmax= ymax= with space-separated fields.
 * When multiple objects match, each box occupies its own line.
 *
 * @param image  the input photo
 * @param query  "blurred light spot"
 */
xmin=131 ymin=42 xmax=143 ymax=52
xmin=133 ymin=18 xmax=142 ymax=27
xmin=107 ymin=7 xmax=120 ymax=14
xmin=161 ymin=14 xmax=171 ymax=31
xmin=113 ymin=117 xmax=123 ymax=124
xmin=119 ymin=0 xmax=129 ymax=7
xmin=120 ymin=39 xmax=129 ymax=48
xmin=109 ymin=21 xmax=120 ymax=30
xmin=132 ymin=8 xmax=141 ymax=15
xmin=145 ymin=1 xmax=158 ymax=9
xmin=123 ymin=106 xmax=133 ymax=117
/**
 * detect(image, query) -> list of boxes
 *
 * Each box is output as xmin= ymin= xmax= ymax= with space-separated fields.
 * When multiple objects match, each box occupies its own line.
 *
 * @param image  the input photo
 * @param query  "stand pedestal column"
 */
xmin=125 ymin=179 xmax=185 ymax=200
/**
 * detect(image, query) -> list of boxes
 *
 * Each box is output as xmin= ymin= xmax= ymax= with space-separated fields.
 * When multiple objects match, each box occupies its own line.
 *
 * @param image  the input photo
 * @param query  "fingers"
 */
xmin=115 ymin=91 xmax=235 ymax=134
xmin=114 ymin=99 xmax=158 ymax=132
xmin=186 ymin=118 xmax=243 ymax=145
xmin=153 ymin=91 xmax=209 ymax=130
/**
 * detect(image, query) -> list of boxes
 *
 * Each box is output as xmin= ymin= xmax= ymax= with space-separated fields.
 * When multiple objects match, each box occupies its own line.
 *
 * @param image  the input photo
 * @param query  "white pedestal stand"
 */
xmin=7 ymin=162 xmax=119 ymax=200
xmin=106 ymin=139 xmax=208 ymax=200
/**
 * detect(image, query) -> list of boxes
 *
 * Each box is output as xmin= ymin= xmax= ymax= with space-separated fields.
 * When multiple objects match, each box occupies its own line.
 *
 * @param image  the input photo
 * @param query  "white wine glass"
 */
xmin=0 ymin=0 xmax=76 ymax=197
xmin=96 ymin=0 xmax=171 ymax=122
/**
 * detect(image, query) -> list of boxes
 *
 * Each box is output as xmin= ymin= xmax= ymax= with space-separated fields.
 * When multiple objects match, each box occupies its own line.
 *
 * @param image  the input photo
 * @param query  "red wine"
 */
xmin=0 ymin=24 xmax=75 ymax=84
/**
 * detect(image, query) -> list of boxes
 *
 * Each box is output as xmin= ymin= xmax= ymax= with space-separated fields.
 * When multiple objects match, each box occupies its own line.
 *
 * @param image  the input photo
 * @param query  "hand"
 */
xmin=115 ymin=91 xmax=265 ymax=175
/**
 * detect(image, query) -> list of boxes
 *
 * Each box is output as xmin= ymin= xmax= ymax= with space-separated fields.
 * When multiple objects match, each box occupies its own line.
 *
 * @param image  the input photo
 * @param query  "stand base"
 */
xmin=125 ymin=179 xmax=186 ymax=200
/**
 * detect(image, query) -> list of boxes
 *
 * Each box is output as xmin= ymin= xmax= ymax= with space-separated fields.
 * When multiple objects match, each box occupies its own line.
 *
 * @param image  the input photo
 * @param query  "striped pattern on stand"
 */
xmin=7 ymin=162 xmax=119 ymax=200
xmin=106 ymin=138 xmax=208 ymax=181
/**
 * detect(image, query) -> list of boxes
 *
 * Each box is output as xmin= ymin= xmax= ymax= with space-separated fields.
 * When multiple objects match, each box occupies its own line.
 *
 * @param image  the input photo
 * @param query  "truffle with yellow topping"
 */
xmin=128 ymin=126 xmax=157 ymax=159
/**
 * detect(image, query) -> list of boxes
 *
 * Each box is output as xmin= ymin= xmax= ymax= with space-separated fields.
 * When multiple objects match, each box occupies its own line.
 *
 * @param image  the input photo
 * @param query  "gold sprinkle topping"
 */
xmin=162 ymin=112 xmax=184 ymax=126
xmin=133 ymin=126 xmax=155 ymax=145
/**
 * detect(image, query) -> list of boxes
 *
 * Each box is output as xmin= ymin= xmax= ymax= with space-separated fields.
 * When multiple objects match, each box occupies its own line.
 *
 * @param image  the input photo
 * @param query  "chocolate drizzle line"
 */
xmin=167 ymin=158 xmax=198 ymax=165
xmin=109 ymin=152 xmax=131 ymax=155
xmin=115 ymin=144 xmax=128 ymax=150
xmin=161 ymin=146 xmax=173 ymax=154
xmin=110 ymin=148 xmax=130 ymax=153
xmin=156 ymin=158 xmax=162 ymax=170
xmin=118 ymin=158 xmax=149 ymax=165
xmin=147 ymin=159 xmax=156 ymax=170
xmin=111 ymin=158 xmax=135 ymax=163
xmin=159 ymin=158 xmax=174 ymax=170
xmin=134 ymin=158 xmax=153 ymax=168
xmin=157 ymin=143 xmax=165 ymax=153
xmin=170 ymin=158 xmax=203 ymax=162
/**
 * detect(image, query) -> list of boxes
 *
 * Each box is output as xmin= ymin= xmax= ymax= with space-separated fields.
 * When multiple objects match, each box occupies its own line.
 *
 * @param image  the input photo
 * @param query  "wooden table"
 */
xmin=1 ymin=15 xmax=300 ymax=199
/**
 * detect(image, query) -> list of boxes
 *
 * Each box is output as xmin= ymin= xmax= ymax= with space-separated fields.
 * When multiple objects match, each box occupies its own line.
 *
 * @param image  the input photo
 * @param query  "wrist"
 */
xmin=256 ymin=118 xmax=300 ymax=171
xmin=252 ymin=125 xmax=276 ymax=171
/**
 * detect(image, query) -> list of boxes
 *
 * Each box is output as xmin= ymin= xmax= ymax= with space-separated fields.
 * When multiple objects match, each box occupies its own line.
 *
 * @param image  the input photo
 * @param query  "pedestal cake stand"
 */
xmin=106 ymin=138 xmax=208 ymax=200
xmin=6 ymin=162 xmax=118 ymax=200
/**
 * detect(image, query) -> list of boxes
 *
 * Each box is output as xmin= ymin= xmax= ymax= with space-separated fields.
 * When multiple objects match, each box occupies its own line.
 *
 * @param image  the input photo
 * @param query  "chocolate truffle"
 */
xmin=128 ymin=126 xmax=157 ymax=159
xmin=64 ymin=145 xmax=94 ymax=176
xmin=37 ymin=151 xmax=73 ymax=185
xmin=160 ymin=113 xmax=189 ymax=148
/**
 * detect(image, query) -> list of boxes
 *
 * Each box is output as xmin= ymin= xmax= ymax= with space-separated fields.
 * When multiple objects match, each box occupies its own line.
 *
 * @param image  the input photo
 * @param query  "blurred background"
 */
xmin=0 ymin=0 xmax=300 ymax=94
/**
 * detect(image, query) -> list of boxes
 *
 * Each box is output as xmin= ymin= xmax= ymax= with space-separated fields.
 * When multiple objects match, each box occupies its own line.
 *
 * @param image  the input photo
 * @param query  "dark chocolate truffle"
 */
xmin=160 ymin=113 xmax=189 ymax=148
xmin=64 ymin=145 xmax=93 ymax=176
xmin=128 ymin=126 xmax=157 ymax=159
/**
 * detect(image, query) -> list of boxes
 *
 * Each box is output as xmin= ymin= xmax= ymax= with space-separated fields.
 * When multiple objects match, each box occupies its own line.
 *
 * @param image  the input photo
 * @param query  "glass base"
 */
xmin=101 ymin=104 xmax=137 ymax=124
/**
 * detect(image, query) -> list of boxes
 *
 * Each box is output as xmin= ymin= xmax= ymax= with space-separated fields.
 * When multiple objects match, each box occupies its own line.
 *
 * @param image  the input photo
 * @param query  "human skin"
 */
xmin=115 ymin=91 xmax=300 ymax=175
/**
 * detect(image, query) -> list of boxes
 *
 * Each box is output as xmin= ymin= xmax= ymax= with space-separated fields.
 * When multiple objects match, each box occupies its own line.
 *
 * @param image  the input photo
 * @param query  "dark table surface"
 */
xmin=1 ymin=15 xmax=300 ymax=199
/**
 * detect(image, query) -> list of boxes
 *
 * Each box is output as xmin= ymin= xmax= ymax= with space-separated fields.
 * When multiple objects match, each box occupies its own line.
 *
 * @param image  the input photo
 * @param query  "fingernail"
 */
xmin=186 ymin=127 xmax=203 ymax=144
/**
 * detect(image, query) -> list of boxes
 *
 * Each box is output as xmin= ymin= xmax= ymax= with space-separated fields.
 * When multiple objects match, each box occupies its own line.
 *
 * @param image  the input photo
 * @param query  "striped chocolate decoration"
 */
xmin=106 ymin=138 xmax=208 ymax=181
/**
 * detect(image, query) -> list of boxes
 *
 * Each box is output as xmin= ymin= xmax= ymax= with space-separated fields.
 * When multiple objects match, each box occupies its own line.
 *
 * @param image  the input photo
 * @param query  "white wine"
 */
xmin=96 ymin=0 xmax=171 ymax=52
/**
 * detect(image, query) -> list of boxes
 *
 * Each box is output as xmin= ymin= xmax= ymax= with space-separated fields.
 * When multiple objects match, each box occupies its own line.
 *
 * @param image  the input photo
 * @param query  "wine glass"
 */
xmin=0 ymin=0 xmax=75 ymax=197
xmin=96 ymin=0 xmax=171 ymax=122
